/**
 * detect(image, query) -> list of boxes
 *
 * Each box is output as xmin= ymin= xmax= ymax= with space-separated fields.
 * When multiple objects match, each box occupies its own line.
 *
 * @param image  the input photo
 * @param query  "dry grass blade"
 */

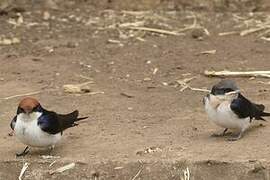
xmin=49 ymin=160 xmax=57 ymax=167
xmin=120 ymin=92 xmax=134 ymax=98
xmin=119 ymin=21 xmax=145 ymax=28
xmin=204 ymin=70 xmax=270 ymax=78
xmin=184 ymin=167 xmax=190 ymax=180
xmin=41 ymin=155 xmax=60 ymax=159
xmin=176 ymin=77 xmax=196 ymax=86
xmin=1 ymin=91 xmax=41 ymax=100
xmin=240 ymin=27 xmax=268 ymax=36
xmin=18 ymin=162 xmax=29 ymax=180
xmin=49 ymin=163 xmax=75 ymax=175
xmin=124 ymin=26 xmax=182 ymax=36
xmin=258 ymin=29 xmax=270 ymax=37
xmin=176 ymin=76 xmax=209 ymax=92
xmin=187 ymin=86 xmax=210 ymax=92
xmin=121 ymin=10 xmax=150 ymax=16
xmin=218 ymin=31 xmax=239 ymax=36
xmin=131 ymin=164 xmax=144 ymax=180
xmin=88 ymin=91 xmax=105 ymax=95
xmin=261 ymin=37 xmax=270 ymax=41
xmin=198 ymin=50 xmax=216 ymax=55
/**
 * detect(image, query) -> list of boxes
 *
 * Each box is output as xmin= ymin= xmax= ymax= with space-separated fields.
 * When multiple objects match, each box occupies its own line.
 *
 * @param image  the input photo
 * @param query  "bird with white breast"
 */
xmin=203 ymin=80 xmax=270 ymax=141
xmin=10 ymin=97 xmax=88 ymax=156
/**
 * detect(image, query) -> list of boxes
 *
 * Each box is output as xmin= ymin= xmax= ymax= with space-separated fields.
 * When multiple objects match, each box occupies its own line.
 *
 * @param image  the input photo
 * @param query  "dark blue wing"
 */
xmin=38 ymin=109 xmax=86 ymax=135
xmin=230 ymin=93 xmax=268 ymax=120
xmin=37 ymin=111 xmax=62 ymax=135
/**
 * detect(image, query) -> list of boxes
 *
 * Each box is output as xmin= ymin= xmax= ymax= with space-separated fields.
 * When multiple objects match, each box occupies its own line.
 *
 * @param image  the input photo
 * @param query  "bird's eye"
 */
xmin=17 ymin=107 xmax=25 ymax=114
xmin=211 ymin=86 xmax=216 ymax=94
xmin=34 ymin=105 xmax=41 ymax=112
xmin=223 ymin=88 xmax=233 ymax=93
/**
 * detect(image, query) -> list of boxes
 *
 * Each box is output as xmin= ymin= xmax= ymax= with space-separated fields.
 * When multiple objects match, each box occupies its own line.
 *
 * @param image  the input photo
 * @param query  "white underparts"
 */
xmin=204 ymin=94 xmax=251 ymax=132
xmin=14 ymin=112 xmax=61 ymax=148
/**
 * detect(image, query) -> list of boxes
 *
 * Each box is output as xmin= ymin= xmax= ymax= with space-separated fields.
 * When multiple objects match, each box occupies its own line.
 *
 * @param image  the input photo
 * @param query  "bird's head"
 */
xmin=210 ymin=79 xmax=239 ymax=96
xmin=210 ymin=79 xmax=240 ymax=101
xmin=17 ymin=97 xmax=41 ymax=115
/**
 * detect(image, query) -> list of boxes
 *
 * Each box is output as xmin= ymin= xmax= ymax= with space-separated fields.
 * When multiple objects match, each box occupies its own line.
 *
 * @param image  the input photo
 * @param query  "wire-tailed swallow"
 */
xmin=203 ymin=79 xmax=270 ymax=141
xmin=10 ymin=97 xmax=88 ymax=156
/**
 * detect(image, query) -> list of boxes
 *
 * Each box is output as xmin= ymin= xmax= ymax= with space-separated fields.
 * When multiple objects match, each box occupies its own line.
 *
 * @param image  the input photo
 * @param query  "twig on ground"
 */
xmin=124 ymin=26 xmax=182 ymax=36
xmin=197 ymin=50 xmax=216 ymax=55
xmin=187 ymin=86 xmax=210 ymax=92
xmin=131 ymin=164 xmax=144 ymax=180
xmin=49 ymin=163 xmax=75 ymax=175
xmin=183 ymin=167 xmax=190 ymax=180
xmin=1 ymin=91 xmax=41 ymax=100
xmin=240 ymin=27 xmax=269 ymax=36
xmin=88 ymin=91 xmax=104 ymax=95
xmin=120 ymin=92 xmax=134 ymax=98
xmin=49 ymin=160 xmax=57 ymax=167
xmin=121 ymin=10 xmax=150 ymax=16
xmin=261 ymin=37 xmax=270 ymax=41
xmin=118 ymin=21 xmax=145 ymax=28
xmin=18 ymin=162 xmax=29 ymax=180
xmin=204 ymin=70 xmax=270 ymax=78
xmin=218 ymin=31 xmax=239 ymax=36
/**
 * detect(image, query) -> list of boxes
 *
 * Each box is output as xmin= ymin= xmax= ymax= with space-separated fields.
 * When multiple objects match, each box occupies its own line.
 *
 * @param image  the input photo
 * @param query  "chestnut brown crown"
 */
xmin=18 ymin=97 xmax=40 ymax=113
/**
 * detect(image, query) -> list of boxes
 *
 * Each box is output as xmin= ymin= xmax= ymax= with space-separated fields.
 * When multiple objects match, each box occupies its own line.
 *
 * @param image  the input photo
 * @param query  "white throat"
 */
xmin=17 ymin=112 xmax=42 ymax=122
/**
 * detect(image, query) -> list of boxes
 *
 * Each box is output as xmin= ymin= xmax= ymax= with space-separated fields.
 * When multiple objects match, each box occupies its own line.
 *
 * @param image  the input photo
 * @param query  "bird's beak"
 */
xmin=24 ymin=109 xmax=32 ymax=115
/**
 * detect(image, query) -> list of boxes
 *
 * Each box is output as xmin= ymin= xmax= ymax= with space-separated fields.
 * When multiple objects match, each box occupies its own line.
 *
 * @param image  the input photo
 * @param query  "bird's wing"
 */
xmin=10 ymin=116 xmax=17 ymax=130
xmin=37 ymin=111 xmax=62 ymax=135
xmin=230 ymin=93 xmax=265 ymax=120
xmin=38 ymin=110 xmax=82 ymax=135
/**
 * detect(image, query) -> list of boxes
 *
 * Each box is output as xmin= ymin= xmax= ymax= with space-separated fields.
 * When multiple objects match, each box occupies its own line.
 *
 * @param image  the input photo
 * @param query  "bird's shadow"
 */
xmin=245 ymin=123 xmax=266 ymax=136
xmin=210 ymin=123 xmax=266 ymax=139
xmin=15 ymin=144 xmax=63 ymax=158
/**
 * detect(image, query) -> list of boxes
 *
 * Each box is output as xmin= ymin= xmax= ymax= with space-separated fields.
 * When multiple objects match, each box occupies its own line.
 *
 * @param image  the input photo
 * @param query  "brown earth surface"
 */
xmin=1 ymin=1 xmax=270 ymax=180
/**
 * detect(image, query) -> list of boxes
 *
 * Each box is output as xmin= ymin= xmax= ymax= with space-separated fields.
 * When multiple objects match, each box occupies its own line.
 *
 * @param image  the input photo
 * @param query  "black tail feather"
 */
xmin=58 ymin=110 xmax=88 ymax=131
xmin=261 ymin=111 xmax=270 ymax=117
xmin=255 ymin=111 xmax=270 ymax=121
xmin=257 ymin=117 xmax=266 ymax=121
xmin=76 ymin=116 xmax=88 ymax=122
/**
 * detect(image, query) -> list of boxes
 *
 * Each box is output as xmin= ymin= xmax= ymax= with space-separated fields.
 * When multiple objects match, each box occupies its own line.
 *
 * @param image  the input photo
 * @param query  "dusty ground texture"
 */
xmin=1 ymin=1 xmax=270 ymax=180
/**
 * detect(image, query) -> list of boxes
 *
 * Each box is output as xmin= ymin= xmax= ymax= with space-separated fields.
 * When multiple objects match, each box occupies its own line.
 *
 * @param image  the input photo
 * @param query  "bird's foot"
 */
xmin=47 ymin=145 xmax=55 ymax=155
xmin=227 ymin=132 xmax=242 ymax=141
xmin=16 ymin=146 xmax=30 ymax=157
xmin=211 ymin=133 xmax=224 ymax=137
xmin=211 ymin=128 xmax=230 ymax=137
xmin=8 ymin=131 xmax=14 ymax=136
xmin=49 ymin=145 xmax=55 ymax=151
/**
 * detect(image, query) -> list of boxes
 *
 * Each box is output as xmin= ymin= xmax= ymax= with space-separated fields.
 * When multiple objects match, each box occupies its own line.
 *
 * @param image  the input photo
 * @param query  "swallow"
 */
xmin=10 ymin=97 xmax=88 ymax=156
xmin=203 ymin=79 xmax=270 ymax=141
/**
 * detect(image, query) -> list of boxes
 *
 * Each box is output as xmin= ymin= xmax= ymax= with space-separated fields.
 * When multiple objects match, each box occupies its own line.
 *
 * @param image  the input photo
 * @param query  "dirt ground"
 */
xmin=1 ymin=1 xmax=270 ymax=179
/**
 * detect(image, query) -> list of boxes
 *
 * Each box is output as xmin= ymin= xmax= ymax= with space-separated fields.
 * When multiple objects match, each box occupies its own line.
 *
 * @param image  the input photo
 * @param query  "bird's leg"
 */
xmin=222 ymin=128 xmax=228 ymax=136
xmin=211 ymin=128 xmax=229 ymax=137
xmin=47 ymin=145 xmax=55 ymax=154
xmin=16 ymin=146 xmax=30 ymax=157
xmin=50 ymin=145 xmax=55 ymax=151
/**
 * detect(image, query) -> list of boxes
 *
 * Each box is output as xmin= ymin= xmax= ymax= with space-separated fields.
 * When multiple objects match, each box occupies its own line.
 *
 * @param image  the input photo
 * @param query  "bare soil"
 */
xmin=1 ymin=1 xmax=270 ymax=179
